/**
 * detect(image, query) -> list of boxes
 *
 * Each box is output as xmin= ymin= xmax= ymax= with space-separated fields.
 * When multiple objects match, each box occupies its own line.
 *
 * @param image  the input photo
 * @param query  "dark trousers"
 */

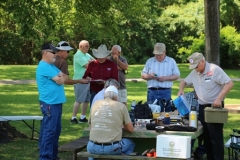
xmin=199 ymin=105 xmax=224 ymax=160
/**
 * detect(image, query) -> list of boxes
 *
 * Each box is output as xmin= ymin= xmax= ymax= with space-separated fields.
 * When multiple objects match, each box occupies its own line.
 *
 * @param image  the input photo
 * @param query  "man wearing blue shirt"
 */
xmin=36 ymin=43 xmax=67 ymax=160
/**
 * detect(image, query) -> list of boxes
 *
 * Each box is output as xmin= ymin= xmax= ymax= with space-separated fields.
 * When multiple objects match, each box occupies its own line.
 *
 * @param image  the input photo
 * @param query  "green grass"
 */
xmin=0 ymin=65 xmax=239 ymax=159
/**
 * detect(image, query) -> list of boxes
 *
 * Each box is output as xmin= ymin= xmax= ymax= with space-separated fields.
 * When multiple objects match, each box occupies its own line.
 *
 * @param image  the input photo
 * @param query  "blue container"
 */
xmin=173 ymin=95 xmax=191 ymax=116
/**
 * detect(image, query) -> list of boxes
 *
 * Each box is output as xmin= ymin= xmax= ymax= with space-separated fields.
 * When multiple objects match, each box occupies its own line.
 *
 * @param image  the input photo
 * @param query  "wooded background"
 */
xmin=0 ymin=0 xmax=240 ymax=68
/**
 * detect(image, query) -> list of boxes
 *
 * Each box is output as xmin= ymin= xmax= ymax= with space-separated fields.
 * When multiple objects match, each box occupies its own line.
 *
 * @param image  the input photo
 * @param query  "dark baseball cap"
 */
xmin=41 ymin=43 xmax=59 ymax=53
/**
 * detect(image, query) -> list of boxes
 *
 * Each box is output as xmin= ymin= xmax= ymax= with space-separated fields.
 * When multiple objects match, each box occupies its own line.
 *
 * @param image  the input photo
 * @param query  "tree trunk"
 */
xmin=204 ymin=0 xmax=220 ymax=65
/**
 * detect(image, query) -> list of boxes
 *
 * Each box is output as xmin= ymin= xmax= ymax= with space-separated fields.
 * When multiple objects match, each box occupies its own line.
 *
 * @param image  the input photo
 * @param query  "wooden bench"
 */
xmin=77 ymin=152 xmax=193 ymax=160
xmin=58 ymin=136 xmax=89 ymax=160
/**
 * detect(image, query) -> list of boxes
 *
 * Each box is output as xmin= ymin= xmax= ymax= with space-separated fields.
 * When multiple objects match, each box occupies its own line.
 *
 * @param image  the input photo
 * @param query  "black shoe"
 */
xmin=79 ymin=117 xmax=88 ymax=123
xmin=193 ymin=151 xmax=204 ymax=160
xmin=70 ymin=118 xmax=79 ymax=124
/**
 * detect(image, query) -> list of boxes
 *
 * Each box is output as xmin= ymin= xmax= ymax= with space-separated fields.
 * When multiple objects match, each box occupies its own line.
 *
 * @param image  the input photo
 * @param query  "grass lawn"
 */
xmin=0 ymin=64 xmax=239 ymax=159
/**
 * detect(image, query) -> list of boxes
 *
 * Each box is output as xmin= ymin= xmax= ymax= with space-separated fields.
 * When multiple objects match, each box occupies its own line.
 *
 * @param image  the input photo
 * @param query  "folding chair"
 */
xmin=229 ymin=129 xmax=240 ymax=160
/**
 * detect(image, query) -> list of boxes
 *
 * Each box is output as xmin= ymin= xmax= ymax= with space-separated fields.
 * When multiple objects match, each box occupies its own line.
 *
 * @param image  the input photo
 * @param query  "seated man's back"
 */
xmin=87 ymin=86 xmax=135 ymax=159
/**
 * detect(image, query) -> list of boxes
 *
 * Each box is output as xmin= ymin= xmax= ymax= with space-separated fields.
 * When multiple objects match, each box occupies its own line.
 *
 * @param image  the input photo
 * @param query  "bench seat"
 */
xmin=58 ymin=136 xmax=89 ymax=160
xmin=77 ymin=152 xmax=193 ymax=160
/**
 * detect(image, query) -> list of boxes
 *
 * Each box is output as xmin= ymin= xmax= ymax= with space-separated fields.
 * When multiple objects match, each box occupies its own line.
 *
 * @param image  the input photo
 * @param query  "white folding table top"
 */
xmin=0 ymin=116 xmax=42 ymax=121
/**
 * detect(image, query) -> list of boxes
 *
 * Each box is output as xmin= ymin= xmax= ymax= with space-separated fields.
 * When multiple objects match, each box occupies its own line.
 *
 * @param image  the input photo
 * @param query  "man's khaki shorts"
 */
xmin=118 ymin=89 xmax=127 ymax=103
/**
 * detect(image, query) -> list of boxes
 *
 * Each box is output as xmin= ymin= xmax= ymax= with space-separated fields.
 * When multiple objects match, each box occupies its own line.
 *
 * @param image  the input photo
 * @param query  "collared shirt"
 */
xmin=73 ymin=50 xmax=94 ymax=80
xmin=83 ymin=59 xmax=119 ymax=93
xmin=184 ymin=62 xmax=232 ymax=104
xmin=141 ymin=56 xmax=180 ymax=88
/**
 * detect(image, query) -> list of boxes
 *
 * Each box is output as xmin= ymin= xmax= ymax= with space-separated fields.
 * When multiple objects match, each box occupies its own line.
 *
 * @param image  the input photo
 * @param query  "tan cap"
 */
xmin=153 ymin=43 xmax=165 ymax=55
xmin=188 ymin=52 xmax=204 ymax=69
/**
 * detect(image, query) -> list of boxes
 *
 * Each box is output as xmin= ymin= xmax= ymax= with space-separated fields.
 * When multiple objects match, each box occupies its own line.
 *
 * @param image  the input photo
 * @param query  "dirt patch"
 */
xmin=0 ymin=122 xmax=28 ymax=143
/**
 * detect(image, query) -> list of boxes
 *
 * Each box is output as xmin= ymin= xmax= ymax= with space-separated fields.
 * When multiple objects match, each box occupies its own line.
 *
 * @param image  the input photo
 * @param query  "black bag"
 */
xmin=134 ymin=101 xmax=153 ymax=119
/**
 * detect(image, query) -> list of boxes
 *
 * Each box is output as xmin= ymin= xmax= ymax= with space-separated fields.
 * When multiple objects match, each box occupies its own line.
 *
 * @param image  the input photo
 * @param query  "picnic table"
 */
xmin=82 ymin=120 xmax=203 ymax=152
xmin=0 ymin=116 xmax=42 ymax=142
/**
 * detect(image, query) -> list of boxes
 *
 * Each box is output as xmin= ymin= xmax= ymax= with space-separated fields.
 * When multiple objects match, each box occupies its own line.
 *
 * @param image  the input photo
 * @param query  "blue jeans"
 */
xmin=39 ymin=101 xmax=62 ymax=160
xmin=147 ymin=89 xmax=172 ymax=112
xmin=87 ymin=138 xmax=135 ymax=160
xmin=90 ymin=91 xmax=97 ymax=108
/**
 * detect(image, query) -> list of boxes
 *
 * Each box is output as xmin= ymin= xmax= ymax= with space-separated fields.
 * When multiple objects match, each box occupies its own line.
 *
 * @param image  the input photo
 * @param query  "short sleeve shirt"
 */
xmin=73 ymin=50 xmax=94 ymax=79
xmin=83 ymin=59 xmax=119 ymax=92
xmin=184 ymin=62 xmax=231 ymax=104
xmin=141 ymin=56 xmax=180 ymax=88
xmin=89 ymin=98 xmax=131 ymax=142
xmin=54 ymin=56 xmax=69 ymax=75
xmin=36 ymin=61 xmax=66 ymax=104
xmin=108 ymin=56 xmax=128 ymax=89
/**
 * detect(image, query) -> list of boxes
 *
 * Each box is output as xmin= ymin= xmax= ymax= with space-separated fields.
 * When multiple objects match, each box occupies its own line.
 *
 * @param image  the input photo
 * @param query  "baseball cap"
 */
xmin=41 ymin=43 xmax=59 ymax=54
xmin=56 ymin=41 xmax=73 ymax=51
xmin=188 ymin=52 xmax=204 ymax=69
xmin=105 ymin=86 xmax=118 ymax=95
xmin=153 ymin=43 xmax=166 ymax=55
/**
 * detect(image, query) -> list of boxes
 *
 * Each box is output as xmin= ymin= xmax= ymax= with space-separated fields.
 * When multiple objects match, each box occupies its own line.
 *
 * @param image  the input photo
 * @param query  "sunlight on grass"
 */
xmin=0 ymin=65 xmax=239 ymax=159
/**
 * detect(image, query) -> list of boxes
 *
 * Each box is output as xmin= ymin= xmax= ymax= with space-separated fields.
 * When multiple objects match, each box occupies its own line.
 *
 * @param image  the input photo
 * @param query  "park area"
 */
xmin=0 ymin=65 xmax=240 ymax=159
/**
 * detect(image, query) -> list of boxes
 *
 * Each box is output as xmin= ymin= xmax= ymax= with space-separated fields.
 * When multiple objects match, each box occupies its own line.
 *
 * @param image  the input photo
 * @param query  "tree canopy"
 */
xmin=0 ymin=0 xmax=239 ymax=68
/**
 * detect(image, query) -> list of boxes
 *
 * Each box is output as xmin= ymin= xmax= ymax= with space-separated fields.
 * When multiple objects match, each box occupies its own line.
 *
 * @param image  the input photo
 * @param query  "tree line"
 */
xmin=0 ymin=0 xmax=239 ymax=68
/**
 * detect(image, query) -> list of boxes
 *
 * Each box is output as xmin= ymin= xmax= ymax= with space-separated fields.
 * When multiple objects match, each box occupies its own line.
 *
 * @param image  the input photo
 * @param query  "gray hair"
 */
xmin=104 ymin=79 xmax=119 ymax=88
xmin=112 ymin=45 xmax=121 ymax=53
xmin=104 ymin=91 xmax=118 ymax=100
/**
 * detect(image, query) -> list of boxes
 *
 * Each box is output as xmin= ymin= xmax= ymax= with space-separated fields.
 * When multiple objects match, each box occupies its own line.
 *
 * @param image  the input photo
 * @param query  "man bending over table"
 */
xmin=87 ymin=86 xmax=135 ymax=160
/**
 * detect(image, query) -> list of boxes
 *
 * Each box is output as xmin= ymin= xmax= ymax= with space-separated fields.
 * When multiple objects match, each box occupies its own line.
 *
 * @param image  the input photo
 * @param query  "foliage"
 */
xmin=177 ymin=26 xmax=240 ymax=68
xmin=0 ymin=0 xmax=240 ymax=68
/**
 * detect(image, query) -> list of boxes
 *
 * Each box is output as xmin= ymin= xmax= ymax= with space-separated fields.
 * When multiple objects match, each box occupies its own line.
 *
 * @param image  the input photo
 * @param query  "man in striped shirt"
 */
xmin=141 ymin=43 xmax=180 ymax=112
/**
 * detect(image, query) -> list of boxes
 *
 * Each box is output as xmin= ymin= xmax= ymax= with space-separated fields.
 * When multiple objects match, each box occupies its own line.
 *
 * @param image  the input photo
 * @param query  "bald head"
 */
xmin=79 ymin=40 xmax=90 ymax=53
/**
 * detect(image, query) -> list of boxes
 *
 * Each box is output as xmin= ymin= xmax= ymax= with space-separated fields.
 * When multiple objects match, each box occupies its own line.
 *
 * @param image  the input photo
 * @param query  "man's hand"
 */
xmin=112 ymin=55 xmax=118 ymax=62
xmin=79 ymin=79 xmax=90 ymax=84
xmin=52 ymin=72 xmax=68 ymax=85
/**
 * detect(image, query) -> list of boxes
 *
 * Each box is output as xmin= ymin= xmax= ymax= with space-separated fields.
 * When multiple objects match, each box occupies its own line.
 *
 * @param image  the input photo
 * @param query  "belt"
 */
xmin=148 ymin=87 xmax=171 ymax=90
xmin=90 ymin=140 xmax=119 ymax=146
xmin=199 ymin=104 xmax=212 ymax=107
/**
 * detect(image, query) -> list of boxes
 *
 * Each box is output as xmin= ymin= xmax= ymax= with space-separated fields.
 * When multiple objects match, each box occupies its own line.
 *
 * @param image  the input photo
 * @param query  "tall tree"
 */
xmin=204 ymin=0 xmax=220 ymax=65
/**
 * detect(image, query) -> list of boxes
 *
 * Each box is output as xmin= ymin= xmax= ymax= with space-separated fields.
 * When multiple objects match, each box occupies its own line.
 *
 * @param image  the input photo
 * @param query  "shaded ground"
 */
xmin=0 ymin=122 xmax=28 ymax=143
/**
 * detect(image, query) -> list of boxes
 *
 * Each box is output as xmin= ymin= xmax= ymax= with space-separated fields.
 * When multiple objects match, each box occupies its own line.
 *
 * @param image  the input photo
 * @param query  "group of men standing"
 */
xmin=36 ymin=40 xmax=128 ymax=160
xmin=36 ymin=40 xmax=233 ymax=160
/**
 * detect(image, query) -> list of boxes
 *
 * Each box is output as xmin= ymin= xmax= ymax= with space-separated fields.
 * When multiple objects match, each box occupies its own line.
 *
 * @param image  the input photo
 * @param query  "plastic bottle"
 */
xmin=189 ymin=106 xmax=198 ymax=129
xmin=164 ymin=113 xmax=170 ymax=125
xmin=130 ymin=100 xmax=136 ymax=125
xmin=131 ymin=100 xmax=136 ymax=110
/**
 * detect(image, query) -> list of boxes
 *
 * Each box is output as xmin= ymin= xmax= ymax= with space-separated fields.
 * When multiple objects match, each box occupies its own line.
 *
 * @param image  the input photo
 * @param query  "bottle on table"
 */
xmin=189 ymin=106 xmax=198 ymax=129
xmin=131 ymin=100 xmax=136 ymax=110
xmin=130 ymin=100 xmax=136 ymax=125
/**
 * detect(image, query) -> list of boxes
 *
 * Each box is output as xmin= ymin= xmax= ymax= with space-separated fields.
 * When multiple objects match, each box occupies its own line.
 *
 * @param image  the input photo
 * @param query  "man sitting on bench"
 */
xmin=87 ymin=86 xmax=135 ymax=160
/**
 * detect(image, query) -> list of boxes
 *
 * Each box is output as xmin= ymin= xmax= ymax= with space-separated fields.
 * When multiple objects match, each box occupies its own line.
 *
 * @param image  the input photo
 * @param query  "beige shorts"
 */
xmin=118 ymin=89 xmax=127 ymax=103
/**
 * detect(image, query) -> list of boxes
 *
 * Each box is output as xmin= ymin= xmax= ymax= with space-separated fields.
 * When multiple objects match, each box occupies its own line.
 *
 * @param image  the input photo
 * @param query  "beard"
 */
xmin=51 ymin=57 xmax=56 ymax=63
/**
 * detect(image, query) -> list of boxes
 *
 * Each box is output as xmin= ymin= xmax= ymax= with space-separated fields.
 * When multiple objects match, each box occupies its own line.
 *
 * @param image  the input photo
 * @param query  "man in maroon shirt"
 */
xmin=83 ymin=44 xmax=119 ymax=106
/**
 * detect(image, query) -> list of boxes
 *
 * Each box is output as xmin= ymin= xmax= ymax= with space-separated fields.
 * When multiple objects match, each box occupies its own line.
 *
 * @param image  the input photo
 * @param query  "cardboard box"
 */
xmin=156 ymin=135 xmax=191 ymax=159
xmin=204 ymin=107 xmax=228 ymax=123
